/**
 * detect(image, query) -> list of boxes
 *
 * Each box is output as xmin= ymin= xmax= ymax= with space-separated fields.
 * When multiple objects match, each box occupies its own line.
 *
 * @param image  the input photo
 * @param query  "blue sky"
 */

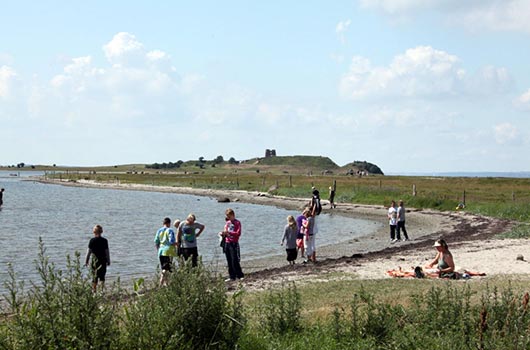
xmin=1 ymin=0 xmax=530 ymax=173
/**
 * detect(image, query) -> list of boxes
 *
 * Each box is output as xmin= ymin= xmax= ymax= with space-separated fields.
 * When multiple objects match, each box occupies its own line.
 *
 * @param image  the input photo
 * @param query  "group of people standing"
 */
xmin=387 ymin=199 xmax=410 ymax=243
xmin=82 ymin=187 xmax=417 ymax=293
xmin=153 ymin=208 xmax=244 ymax=286
xmin=84 ymin=208 xmax=245 ymax=292
xmin=281 ymin=188 xmax=322 ymax=264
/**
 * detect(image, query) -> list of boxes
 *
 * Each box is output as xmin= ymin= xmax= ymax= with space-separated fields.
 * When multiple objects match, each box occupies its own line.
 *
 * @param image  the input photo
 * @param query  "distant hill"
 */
xmin=8 ymin=155 xmax=384 ymax=176
xmin=341 ymin=161 xmax=384 ymax=175
xmin=246 ymin=155 xmax=339 ymax=169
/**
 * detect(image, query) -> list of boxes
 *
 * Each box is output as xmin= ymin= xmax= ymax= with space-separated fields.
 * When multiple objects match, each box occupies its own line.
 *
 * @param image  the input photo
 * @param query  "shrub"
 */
xmin=120 ymin=260 xmax=245 ymax=350
xmin=256 ymin=281 xmax=302 ymax=336
xmin=2 ymin=239 xmax=119 ymax=349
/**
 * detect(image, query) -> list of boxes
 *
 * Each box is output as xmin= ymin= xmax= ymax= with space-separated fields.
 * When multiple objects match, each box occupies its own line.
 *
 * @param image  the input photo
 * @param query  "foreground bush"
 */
xmin=120 ymin=260 xmax=245 ymax=350
xmin=240 ymin=284 xmax=530 ymax=350
xmin=1 ymin=240 xmax=119 ymax=349
xmin=1 ymin=243 xmax=244 ymax=350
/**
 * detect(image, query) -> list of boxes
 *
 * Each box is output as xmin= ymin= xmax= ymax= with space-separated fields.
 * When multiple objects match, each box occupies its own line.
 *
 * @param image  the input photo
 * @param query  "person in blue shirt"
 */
xmin=154 ymin=217 xmax=178 ymax=286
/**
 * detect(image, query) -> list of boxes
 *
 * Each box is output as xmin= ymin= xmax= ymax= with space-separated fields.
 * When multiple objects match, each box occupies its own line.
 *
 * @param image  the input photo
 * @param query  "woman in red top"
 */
xmin=219 ymin=208 xmax=244 ymax=281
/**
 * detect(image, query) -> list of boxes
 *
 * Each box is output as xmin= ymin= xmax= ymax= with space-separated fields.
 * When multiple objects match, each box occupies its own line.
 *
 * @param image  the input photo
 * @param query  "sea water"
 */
xmin=0 ymin=171 xmax=380 ymax=295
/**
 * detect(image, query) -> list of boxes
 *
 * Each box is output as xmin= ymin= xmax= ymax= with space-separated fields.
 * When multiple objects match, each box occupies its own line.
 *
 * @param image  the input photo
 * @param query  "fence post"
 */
xmin=288 ymin=175 xmax=292 ymax=187
xmin=412 ymin=184 xmax=417 ymax=196
xmin=463 ymin=190 xmax=466 ymax=206
xmin=512 ymin=191 xmax=515 ymax=201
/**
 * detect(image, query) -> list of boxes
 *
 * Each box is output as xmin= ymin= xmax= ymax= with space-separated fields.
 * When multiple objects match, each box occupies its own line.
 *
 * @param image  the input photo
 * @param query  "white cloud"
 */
xmin=514 ymin=89 xmax=530 ymax=111
xmin=336 ymin=19 xmax=351 ymax=43
xmin=494 ymin=122 xmax=518 ymax=144
xmin=450 ymin=0 xmax=530 ymax=33
xmin=0 ymin=65 xmax=17 ymax=98
xmin=103 ymin=32 xmax=145 ymax=65
xmin=147 ymin=50 xmax=169 ymax=61
xmin=466 ymin=66 xmax=512 ymax=95
xmin=340 ymin=46 xmax=463 ymax=99
xmin=340 ymin=46 xmax=511 ymax=100
xmin=360 ymin=0 xmax=530 ymax=33
xmin=28 ymin=33 xmax=186 ymax=127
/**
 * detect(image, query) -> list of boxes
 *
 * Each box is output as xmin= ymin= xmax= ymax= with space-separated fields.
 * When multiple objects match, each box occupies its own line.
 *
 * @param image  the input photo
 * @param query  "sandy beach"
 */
xmin=38 ymin=178 xmax=530 ymax=290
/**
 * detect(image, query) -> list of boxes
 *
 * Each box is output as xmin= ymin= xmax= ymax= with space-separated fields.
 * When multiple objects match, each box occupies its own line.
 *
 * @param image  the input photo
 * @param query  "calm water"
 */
xmin=0 ymin=171 xmax=380 ymax=294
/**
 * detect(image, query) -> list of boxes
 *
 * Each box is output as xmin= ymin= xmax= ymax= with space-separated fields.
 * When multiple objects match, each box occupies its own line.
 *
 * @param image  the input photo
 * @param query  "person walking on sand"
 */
xmin=85 ymin=224 xmax=110 ymax=293
xmin=177 ymin=214 xmax=205 ymax=267
xmin=396 ymin=200 xmax=410 ymax=241
xmin=154 ymin=217 xmax=178 ymax=286
xmin=388 ymin=200 xmax=399 ymax=243
xmin=219 ymin=208 xmax=244 ymax=281
xmin=281 ymin=215 xmax=298 ymax=265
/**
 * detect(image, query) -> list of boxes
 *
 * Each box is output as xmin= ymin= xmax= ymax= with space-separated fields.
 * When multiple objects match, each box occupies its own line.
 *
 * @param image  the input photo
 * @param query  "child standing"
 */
xmin=302 ymin=208 xmax=316 ymax=263
xmin=85 ymin=224 xmax=111 ymax=293
xmin=281 ymin=215 xmax=298 ymax=264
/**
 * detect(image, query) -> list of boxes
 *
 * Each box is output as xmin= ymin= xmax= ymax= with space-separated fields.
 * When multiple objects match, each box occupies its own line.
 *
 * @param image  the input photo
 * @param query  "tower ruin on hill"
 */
xmin=264 ymin=149 xmax=276 ymax=158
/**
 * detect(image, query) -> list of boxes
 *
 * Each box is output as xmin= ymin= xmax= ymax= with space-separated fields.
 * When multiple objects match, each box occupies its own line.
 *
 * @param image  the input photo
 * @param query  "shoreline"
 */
xmin=34 ymin=178 xmax=526 ymax=286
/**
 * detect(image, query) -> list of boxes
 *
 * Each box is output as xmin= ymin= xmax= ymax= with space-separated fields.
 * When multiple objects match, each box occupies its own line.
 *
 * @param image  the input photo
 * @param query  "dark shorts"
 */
xmin=286 ymin=248 xmax=297 ymax=261
xmin=180 ymin=247 xmax=198 ymax=267
xmin=92 ymin=263 xmax=107 ymax=282
xmin=159 ymin=255 xmax=173 ymax=272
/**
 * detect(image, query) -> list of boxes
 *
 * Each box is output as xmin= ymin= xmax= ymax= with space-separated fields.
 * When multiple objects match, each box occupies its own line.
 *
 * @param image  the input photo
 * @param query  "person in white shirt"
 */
xmin=388 ymin=200 xmax=398 ymax=243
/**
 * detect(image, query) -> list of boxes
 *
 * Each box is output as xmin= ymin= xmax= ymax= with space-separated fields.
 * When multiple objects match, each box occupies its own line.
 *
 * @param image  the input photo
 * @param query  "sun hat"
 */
xmin=433 ymin=240 xmax=442 ymax=247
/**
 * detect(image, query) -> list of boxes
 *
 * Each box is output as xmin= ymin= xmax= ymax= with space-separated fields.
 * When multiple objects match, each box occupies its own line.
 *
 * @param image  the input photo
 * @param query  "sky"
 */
xmin=1 ymin=0 xmax=530 ymax=173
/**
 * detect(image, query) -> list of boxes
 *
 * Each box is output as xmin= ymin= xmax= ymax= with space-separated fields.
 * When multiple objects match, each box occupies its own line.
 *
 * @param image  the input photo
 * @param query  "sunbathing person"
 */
xmin=386 ymin=239 xmax=486 ymax=279
xmin=424 ymin=239 xmax=457 ymax=278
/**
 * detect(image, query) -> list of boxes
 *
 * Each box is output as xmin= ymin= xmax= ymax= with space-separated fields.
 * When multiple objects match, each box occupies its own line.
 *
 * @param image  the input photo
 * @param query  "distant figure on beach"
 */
xmin=281 ymin=215 xmax=298 ymax=264
xmin=295 ymin=209 xmax=306 ymax=258
xmin=388 ymin=200 xmax=399 ymax=243
xmin=177 ymin=213 xmax=205 ymax=267
xmin=154 ymin=217 xmax=178 ymax=286
xmin=219 ymin=208 xmax=244 ymax=281
xmin=85 ymin=224 xmax=110 ymax=293
xmin=328 ymin=186 xmax=336 ymax=209
xmin=396 ymin=200 xmax=409 ymax=241
xmin=309 ymin=188 xmax=321 ymax=235
xmin=0 ymin=188 xmax=4 ymax=207
xmin=302 ymin=208 xmax=316 ymax=263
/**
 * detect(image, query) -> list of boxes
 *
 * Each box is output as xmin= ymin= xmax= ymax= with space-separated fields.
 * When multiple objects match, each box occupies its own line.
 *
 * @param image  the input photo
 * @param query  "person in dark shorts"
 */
xmin=396 ymin=199 xmax=410 ymax=241
xmin=0 ymin=188 xmax=4 ymax=207
xmin=154 ymin=217 xmax=178 ymax=286
xmin=85 ymin=224 xmax=110 ymax=293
